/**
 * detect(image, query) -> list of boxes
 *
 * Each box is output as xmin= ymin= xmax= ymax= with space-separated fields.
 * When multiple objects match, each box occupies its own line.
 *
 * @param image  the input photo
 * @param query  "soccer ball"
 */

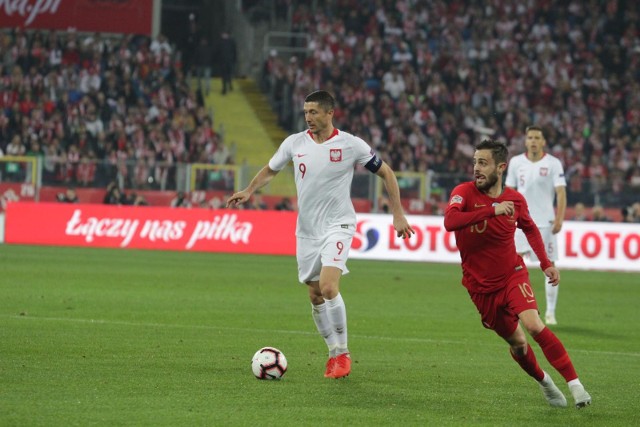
xmin=251 ymin=347 xmax=288 ymax=380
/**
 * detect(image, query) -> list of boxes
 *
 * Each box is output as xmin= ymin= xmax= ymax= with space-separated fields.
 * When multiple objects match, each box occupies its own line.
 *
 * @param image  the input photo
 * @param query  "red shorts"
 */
xmin=467 ymin=268 xmax=539 ymax=339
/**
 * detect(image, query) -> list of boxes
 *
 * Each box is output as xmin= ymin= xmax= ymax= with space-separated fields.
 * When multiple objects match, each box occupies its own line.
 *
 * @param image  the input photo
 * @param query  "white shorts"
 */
xmin=296 ymin=228 xmax=354 ymax=284
xmin=515 ymin=226 xmax=557 ymax=262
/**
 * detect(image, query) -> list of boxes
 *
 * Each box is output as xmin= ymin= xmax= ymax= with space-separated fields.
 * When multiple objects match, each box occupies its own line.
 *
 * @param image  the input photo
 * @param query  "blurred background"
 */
xmin=1 ymin=0 xmax=639 ymax=222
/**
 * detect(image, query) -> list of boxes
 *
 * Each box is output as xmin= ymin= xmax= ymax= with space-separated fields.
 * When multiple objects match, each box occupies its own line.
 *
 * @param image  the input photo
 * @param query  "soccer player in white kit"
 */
xmin=227 ymin=90 xmax=415 ymax=378
xmin=506 ymin=125 xmax=567 ymax=325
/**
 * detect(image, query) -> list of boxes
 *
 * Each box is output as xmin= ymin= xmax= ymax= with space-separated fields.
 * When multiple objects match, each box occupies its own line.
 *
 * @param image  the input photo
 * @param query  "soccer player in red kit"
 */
xmin=444 ymin=139 xmax=591 ymax=409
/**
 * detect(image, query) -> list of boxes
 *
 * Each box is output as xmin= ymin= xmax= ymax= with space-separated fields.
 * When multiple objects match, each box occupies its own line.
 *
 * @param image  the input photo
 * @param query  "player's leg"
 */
xmin=318 ymin=266 xmax=347 ymax=348
xmin=307 ymin=281 xmax=339 ymax=377
xmin=526 ymin=227 xmax=559 ymax=325
xmin=504 ymin=323 xmax=544 ymax=381
xmin=519 ymin=310 xmax=591 ymax=408
xmin=298 ymin=237 xmax=338 ymax=377
xmin=543 ymin=229 xmax=559 ymax=324
xmin=319 ymin=267 xmax=351 ymax=378
xmin=503 ymin=323 xmax=567 ymax=407
xmin=544 ymin=267 xmax=559 ymax=324
xmin=498 ymin=272 xmax=568 ymax=407
xmin=318 ymin=231 xmax=354 ymax=378
xmin=469 ymin=287 xmax=561 ymax=405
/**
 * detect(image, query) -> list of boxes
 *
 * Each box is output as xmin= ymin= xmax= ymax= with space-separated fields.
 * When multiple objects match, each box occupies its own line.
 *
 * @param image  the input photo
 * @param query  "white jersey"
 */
xmin=269 ymin=129 xmax=380 ymax=239
xmin=506 ymin=153 xmax=566 ymax=226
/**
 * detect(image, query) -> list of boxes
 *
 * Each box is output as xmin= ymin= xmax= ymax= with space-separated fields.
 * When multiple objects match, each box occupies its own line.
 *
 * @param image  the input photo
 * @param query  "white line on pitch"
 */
xmin=8 ymin=314 xmax=640 ymax=358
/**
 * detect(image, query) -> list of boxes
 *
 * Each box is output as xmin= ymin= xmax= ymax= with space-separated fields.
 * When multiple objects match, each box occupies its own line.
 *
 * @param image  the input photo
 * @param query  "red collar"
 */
xmin=307 ymin=128 xmax=339 ymax=142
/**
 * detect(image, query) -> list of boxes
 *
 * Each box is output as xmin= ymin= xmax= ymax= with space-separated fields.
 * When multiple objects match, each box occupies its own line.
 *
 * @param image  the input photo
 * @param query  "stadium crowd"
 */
xmin=1 ymin=1 xmax=639 ymax=221
xmin=0 ymin=28 xmax=230 ymax=191
xmin=262 ymin=0 xmax=640 ymax=209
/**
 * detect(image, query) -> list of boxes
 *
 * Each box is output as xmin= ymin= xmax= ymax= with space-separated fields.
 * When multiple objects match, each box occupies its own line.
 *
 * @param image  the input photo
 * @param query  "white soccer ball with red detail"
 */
xmin=252 ymin=347 xmax=288 ymax=380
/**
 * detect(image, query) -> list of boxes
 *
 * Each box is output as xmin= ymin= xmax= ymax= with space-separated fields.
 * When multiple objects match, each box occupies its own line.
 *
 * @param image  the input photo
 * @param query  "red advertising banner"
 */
xmin=0 ymin=0 xmax=154 ymax=35
xmin=4 ymin=202 xmax=639 ymax=271
xmin=4 ymin=202 xmax=297 ymax=254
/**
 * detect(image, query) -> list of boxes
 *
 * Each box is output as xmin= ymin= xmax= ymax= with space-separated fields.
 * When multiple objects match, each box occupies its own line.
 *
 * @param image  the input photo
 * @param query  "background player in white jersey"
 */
xmin=227 ymin=90 xmax=415 ymax=378
xmin=506 ymin=125 xmax=567 ymax=325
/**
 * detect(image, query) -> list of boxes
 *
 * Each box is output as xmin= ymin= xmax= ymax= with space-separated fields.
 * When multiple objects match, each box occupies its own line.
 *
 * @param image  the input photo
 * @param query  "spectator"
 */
xmin=265 ymin=1 xmax=640 ymax=212
xmin=4 ymin=135 xmax=26 ymax=181
xmin=591 ymin=205 xmax=612 ymax=222
xmin=128 ymin=192 xmax=149 ymax=206
xmin=103 ymin=181 xmax=125 ymax=205
xmin=216 ymin=31 xmax=237 ymax=95
xmin=56 ymin=187 xmax=79 ymax=203
xmin=274 ymin=197 xmax=294 ymax=211
xmin=572 ymin=202 xmax=588 ymax=221
xmin=247 ymin=192 xmax=268 ymax=210
xmin=170 ymin=191 xmax=191 ymax=208
xmin=195 ymin=37 xmax=213 ymax=96
xmin=622 ymin=203 xmax=640 ymax=223
xmin=0 ymin=27 xmax=233 ymax=196
xmin=182 ymin=15 xmax=200 ymax=79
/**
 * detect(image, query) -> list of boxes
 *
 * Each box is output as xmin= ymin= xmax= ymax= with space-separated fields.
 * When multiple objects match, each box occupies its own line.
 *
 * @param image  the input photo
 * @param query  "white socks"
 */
xmin=567 ymin=378 xmax=582 ymax=387
xmin=545 ymin=275 xmax=558 ymax=316
xmin=325 ymin=293 xmax=349 ymax=355
xmin=311 ymin=302 xmax=338 ymax=356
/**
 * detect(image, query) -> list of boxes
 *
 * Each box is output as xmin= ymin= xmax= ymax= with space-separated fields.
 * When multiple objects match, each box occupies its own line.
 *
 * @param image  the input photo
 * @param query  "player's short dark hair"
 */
xmin=304 ymin=90 xmax=335 ymax=112
xmin=476 ymin=139 xmax=508 ymax=164
xmin=525 ymin=125 xmax=544 ymax=135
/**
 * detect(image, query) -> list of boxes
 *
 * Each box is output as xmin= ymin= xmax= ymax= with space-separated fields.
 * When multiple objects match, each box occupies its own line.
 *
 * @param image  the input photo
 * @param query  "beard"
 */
xmin=475 ymin=170 xmax=499 ymax=192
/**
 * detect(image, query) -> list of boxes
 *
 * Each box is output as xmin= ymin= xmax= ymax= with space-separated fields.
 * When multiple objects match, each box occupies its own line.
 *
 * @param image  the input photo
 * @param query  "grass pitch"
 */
xmin=0 ymin=245 xmax=638 ymax=426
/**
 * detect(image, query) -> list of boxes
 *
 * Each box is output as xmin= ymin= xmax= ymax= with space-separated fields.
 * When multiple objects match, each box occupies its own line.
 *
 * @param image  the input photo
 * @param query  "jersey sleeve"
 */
xmin=352 ymin=136 xmax=382 ymax=173
xmin=444 ymin=184 xmax=494 ymax=231
xmin=552 ymin=157 xmax=567 ymax=187
xmin=268 ymin=135 xmax=294 ymax=171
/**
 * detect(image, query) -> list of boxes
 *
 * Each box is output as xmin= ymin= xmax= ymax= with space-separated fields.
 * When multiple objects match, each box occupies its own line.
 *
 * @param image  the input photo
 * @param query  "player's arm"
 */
xmin=226 ymin=165 xmax=279 ymax=207
xmin=444 ymin=203 xmax=512 ymax=231
xmin=443 ymin=187 xmax=513 ymax=231
xmin=376 ymin=162 xmax=415 ymax=239
xmin=552 ymin=185 xmax=566 ymax=234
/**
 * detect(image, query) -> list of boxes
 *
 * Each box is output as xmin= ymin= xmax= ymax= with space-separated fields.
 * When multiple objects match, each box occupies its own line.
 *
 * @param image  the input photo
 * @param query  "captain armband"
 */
xmin=364 ymin=155 xmax=382 ymax=173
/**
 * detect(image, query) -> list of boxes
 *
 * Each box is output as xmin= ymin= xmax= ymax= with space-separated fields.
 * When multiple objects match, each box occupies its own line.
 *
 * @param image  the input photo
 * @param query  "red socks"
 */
xmin=510 ymin=343 xmax=545 ymax=381
xmin=534 ymin=327 xmax=578 ymax=382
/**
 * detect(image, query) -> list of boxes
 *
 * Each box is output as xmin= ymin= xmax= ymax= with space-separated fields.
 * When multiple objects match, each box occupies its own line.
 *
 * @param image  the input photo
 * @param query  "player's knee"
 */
xmin=306 ymin=282 xmax=323 ymax=304
xmin=309 ymin=294 xmax=324 ymax=305
xmin=524 ymin=321 xmax=545 ymax=337
xmin=510 ymin=342 xmax=528 ymax=357
xmin=319 ymin=283 xmax=339 ymax=300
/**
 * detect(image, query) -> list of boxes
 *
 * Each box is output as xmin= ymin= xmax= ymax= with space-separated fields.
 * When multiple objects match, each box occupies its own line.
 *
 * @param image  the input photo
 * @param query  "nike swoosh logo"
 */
xmin=474 ymin=203 xmax=486 ymax=207
xmin=296 ymin=154 xmax=307 ymax=158
xmin=333 ymin=258 xmax=342 ymax=262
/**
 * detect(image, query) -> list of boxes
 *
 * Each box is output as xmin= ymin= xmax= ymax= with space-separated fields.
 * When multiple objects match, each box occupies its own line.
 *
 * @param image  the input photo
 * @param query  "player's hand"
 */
xmin=226 ymin=190 xmax=251 ymax=208
xmin=494 ymin=201 xmax=514 ymax=216
xmin=393 ymin=216 xmax=415 ymax=239
xmin=552 ymin=220 xmax=562 ymax=234
xmin=544 ymin=266 xmax=560 ymax=286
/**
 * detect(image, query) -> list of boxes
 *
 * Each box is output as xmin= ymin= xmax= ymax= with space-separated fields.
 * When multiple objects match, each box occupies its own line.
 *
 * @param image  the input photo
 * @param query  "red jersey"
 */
xmin=444 ymin=181 xmax=552 ymax=293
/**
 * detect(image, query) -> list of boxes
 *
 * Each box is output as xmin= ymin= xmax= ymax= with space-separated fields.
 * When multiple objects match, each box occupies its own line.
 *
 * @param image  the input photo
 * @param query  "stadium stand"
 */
xmin=1 ymin=1 xmax=638 ymax=222
xmin=262 ymin=0 xmax=640 ymax=215
xmin=0 ymin=28 xmax=231 ymax=194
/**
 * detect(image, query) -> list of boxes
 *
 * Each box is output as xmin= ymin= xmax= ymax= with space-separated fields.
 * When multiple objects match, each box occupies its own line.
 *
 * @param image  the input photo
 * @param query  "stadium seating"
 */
xmin=262 ymin=0 xmax=640 ymax=211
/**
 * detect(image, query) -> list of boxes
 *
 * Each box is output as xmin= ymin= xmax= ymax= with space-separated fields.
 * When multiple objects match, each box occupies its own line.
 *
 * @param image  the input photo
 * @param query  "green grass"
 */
xmin=0 ymin=245 xmax=638 ymax=426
